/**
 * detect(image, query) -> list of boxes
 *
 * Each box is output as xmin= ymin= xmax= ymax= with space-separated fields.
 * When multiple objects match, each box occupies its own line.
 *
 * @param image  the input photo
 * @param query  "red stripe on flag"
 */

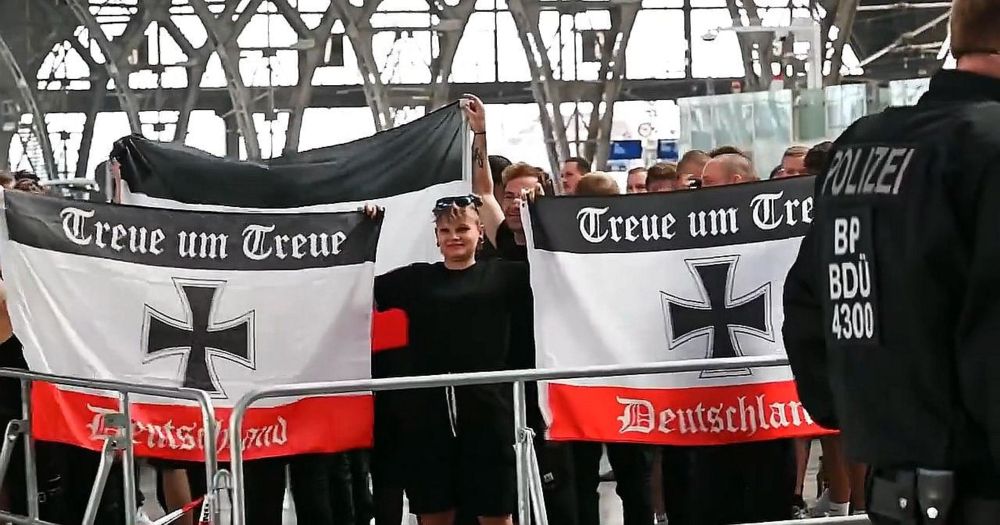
xmin=31 ymin=382 xmax=373 ymax=461
xmin=372 ymin=308 xmax=407 ymax=352
xmin=545 ymin=380 xmax=836 ymax=445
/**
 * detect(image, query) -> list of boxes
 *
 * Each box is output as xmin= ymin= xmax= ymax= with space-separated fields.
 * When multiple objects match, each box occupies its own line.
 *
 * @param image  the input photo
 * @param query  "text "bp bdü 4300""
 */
xmin=829 ymin=216 xmax=874 ymax=340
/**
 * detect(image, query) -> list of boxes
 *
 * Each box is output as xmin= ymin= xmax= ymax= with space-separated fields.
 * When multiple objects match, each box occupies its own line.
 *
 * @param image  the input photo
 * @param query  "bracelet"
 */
xmin=473 ymin=131 xmax=486 ymax=135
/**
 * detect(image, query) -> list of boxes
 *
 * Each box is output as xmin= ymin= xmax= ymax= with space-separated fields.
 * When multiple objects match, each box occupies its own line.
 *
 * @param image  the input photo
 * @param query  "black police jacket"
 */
xmin=783 ymin=69 xmax=1000 ymax=473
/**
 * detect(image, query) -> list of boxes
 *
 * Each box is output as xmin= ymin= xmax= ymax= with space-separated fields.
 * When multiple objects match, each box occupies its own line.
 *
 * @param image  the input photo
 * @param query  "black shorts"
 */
xmin=404 ymin=429 xmax=516 ymax=517
xmin=382 ymin=387 xmax=515 ymax=517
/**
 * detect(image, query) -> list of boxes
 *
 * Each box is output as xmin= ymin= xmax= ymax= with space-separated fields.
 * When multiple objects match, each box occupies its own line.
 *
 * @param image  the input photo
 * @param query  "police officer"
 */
xmin=782 ymin=0 xmax=1000 ymax=523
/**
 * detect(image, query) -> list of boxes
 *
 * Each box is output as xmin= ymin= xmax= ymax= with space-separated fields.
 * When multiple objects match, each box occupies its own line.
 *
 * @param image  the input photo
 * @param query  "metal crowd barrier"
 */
xmin=0 ymin=368 xmax=222 ymax=525
xmin=228 ymin=355 xmax=800 ymax=525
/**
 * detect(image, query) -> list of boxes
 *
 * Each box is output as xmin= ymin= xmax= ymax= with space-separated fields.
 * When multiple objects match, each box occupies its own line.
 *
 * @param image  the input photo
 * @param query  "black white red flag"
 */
xmin=0 ymin=191 xmax=381 ymax=460
xmin=57 ymin=104 xmax=467 ymax=459
xmin=524 ymin=176 xmax=834 ymax=445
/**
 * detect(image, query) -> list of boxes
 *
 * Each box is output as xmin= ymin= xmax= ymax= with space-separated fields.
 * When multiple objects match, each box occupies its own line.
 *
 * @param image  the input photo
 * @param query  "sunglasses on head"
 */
xmin=433 ymin=194 xmax=483 ymax=211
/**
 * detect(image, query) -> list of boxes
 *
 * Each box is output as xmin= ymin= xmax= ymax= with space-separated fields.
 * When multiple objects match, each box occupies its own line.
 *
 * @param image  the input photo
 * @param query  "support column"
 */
xmin=278 ymin=0 xmax=342 ymax=155
xmin=64 ymin=0 xmax=150 ymax=133
xmin=582 ymin=2 xmax=640 ymax=170
xmin=190 ymin=0 xmax=263 ymax=160
xmin=428 ymin=0 xmax=477 ymax=111
xmin=826 ymin=0 xmax=860 ymax=85
xmin=725 ymin=0 xmax=776 ymax=91
xmin=331 ymin=0 xmax=393 ymax=131
xmin=508 ymin=0 xmax=571 ymax=182
xmin=76 ymin=77 xmax=107 ymax=179
xmin=223 ymin=112 xmax=241 ymax=159
xmin=0 ymin=130 xmax=13 ymax=171
xmin=0 ymin=29 xmax=55 ymax=178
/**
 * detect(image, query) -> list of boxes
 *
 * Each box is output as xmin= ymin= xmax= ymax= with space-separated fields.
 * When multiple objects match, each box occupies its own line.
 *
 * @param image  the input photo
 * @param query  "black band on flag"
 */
xmin=112 ymin=103 xmax=464 ymax=207
xmin=5 ymin=191 xmax=381 ymax=271
xmin=529 ymin=176 xmax=816 ymax=254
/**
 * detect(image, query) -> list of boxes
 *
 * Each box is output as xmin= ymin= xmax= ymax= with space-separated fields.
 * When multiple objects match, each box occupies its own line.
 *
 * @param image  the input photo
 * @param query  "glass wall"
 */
xmin=678 ymin=77 xmax=929 ymax=177
xmin=678 ymin=90 xmax=793 ymax=175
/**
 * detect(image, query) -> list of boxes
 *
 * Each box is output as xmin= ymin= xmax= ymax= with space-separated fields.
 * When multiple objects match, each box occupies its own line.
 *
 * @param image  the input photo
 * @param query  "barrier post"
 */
xmin=211 ymin=468 xmax=232 ymax=525
xmin=0 ymin=419 xmax=23 ymax=489
xmin=119 ymin=392 xmax=138 ymax=525
xmin=524 ymin=428 xmax=548 ymax=525
xmin=512 ymin=380 xmax=531 ymax=525
xmin=82 ymin=433 xmax=121 ymax=525
xmin=230 ymin=405 xmax=248 ymax=525
xmin=197 ymin=392 xmax=221 ymax=525
xmin=20 ymin=380 xmax=38 ymax=520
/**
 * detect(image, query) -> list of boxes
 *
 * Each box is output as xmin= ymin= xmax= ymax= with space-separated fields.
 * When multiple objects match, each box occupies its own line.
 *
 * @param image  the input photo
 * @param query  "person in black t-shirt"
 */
xmin=462 ymin=95 xmax=580 ymax=525
xmin=368 ymin=195 xmax=529 ymax=525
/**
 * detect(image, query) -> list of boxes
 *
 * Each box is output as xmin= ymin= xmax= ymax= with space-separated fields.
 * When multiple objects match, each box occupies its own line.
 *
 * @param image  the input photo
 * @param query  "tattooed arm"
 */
xmin=462 ymin=94 xmax=504 ymax=247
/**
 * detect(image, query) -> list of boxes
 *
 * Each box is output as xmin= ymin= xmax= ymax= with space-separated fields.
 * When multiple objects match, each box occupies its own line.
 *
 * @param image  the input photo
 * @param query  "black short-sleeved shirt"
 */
xmin=375 ymin=259 xmax=530 ymax=432
xmin=494 ymin=221 xmax=527 ymax=263
xmin=375 ymin=259 xmax=529 ymax=375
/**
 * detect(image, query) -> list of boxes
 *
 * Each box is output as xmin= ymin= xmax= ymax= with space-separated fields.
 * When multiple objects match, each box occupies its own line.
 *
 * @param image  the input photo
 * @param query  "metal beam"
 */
xmin=36 ymin=78 xmax=742 ymax=113
xmin=331 ymin=0 xmax=393 ymax=131
xmin=64 ymin=0 xmax=143 ymax=133
xmin=590 ymin=3 xmax=641 ymax=171
xmin=827 ymin=0 xmax=860 ymax=85
xmin=856 ymin=2 xmax=951 ymax=11
xmin=283 ymin=1 xmax=341 ymax=155
xmin=0 ymin=29 xmax=55 ymax=178
xmin=428 ymin=0 xmax=477 ymax=111
xmin=582 ymin=4 xmax=634 ymax=161
xmin=271 ymin=0 xmax=315 ymax=41
xmin=190 ymin=0 xmax=263 ymax=160
xmin=857 ymin=10 xmax=950 ymax=67
xmin=76 ymin=78 xmax=105 ymax=179
xmin=508 ymin=0 xmax=571 ymax=182
xmin=174 ymin=64 xmax=205 ymax=144
xmin=725 ymin=0 xmax=776 ymax=91
xmin=0 ymin=131 xmax=13 ymax=171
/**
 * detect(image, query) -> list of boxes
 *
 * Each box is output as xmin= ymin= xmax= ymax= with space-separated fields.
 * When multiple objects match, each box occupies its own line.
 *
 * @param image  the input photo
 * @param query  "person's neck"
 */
xmin=957 ymin=55 xmax=1000 ymax=81
xmin=444 ymin=257 xmax=476 ymax=270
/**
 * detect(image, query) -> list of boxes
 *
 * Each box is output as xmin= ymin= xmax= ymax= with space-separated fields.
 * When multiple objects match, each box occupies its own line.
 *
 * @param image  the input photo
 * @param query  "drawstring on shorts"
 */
xmin=446 ymin=386 xmax=458 ymax=437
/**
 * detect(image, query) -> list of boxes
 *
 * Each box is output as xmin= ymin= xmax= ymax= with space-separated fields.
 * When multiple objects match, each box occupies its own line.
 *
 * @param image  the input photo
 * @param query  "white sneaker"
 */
xmin=825 ymin=501 xmax=850 ymax=516
xmin=808 ymin=489 xmax=831 ymax=517
xmin=136 ymin=509 xmax=155 ymax=525
xmin=809 ymin=490 xmax=850 ymax=517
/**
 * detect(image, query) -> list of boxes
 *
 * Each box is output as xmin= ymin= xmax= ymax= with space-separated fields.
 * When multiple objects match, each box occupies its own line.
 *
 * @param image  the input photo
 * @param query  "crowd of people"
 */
xmin=0 ymin=98 xmax=852 ymax=525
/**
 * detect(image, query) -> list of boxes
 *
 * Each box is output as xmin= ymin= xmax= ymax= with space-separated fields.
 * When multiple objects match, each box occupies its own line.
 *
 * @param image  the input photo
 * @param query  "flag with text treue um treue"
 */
xmin=523 ymin=175 xmax=835 ymax=445
xmin=12 ymin=104 xmax=467 ymax=461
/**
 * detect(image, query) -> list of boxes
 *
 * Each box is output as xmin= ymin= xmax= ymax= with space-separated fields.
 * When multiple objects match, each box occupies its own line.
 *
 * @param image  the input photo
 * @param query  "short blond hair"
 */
xmin=951 ymin=0 xmax=1000 ymax=57
xmin=575 ymin=172 xmax=620 ymax=196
